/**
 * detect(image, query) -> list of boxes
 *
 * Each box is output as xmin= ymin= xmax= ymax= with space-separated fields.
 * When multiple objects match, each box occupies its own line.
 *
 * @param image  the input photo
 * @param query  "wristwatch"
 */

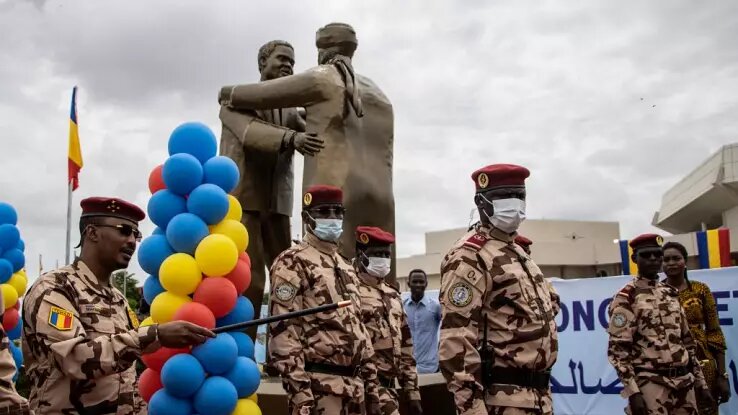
xmin=721 ymin=372 xmax=729 ymax=379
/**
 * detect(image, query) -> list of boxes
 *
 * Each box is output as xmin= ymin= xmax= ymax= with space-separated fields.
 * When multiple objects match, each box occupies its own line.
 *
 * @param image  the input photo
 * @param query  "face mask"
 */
xmin=312 ymin=218 xmax=343 ymax=242
xmin=365 ymin=256 xmax=391 ymax=278
xmin=484 ymin=198 xmax=526 ymax=233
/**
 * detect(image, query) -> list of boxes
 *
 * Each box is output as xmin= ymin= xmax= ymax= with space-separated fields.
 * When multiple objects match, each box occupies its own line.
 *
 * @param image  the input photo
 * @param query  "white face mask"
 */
xmin=307 ymin=214 xmax=343 ymax=242
xmin=485 ymin=198 xmax=526 ymax=233
xmin=365 ymin=256 xmax=391 ymax=278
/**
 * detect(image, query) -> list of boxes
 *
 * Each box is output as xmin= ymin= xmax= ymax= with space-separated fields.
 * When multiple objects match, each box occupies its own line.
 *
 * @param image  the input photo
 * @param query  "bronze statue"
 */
xmin=218 ymin=23 xmax=397 ymax=283
xmin=218 ymin=40 xmax=324 ymax=337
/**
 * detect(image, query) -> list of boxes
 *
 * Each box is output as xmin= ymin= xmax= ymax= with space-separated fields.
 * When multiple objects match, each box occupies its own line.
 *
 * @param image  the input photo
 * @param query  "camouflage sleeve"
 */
xmin=438 ymin=250 xmax=487 ymax=414
xmin=268 ymin=254 xmax=314 ymax=411
xmin=546 ymin=279 xmax=561 ymax=317
xmin=0 ymin=326 xmax=26 ymax=407
xmin=359 ymin=320 xmax=381 ymax=415
xmin=398 ymin=306 xmax=420 ymax=401
xmin=679 ymin=305 xmax=708 ymax=390
xmin=30 ymin=287 xmax=156 ymax=380
xmin=606 ymin=291 xmax=640 ymax=397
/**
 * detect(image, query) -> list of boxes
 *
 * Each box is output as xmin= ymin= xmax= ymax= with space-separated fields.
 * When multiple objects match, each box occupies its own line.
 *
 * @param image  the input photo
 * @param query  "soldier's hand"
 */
xmin=408 ymin=400 xmax=423 ymax=415
xmin=698 ymin=387 xmax=715 ymax=407
xmin=293 ymin=132 xmax=324 ymax=157
xmin=157 ymin=321 xmax=215 ymax=348
xmin=628 ymin=393 xmax=647 ymax=415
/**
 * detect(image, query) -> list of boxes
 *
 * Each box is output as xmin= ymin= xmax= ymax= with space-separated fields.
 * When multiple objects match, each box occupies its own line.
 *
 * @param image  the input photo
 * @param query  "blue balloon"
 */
xmin=0 ymin=225 xmax=20 ymax=251
xmin=191 ymin=333 xmax=238 ymax=375
xmin=203 ymin=156 xmax=240 ymax=193
xmin=161 ymin=353 xmax=206 ymax=398
xmin=216 ymin=296 xmax=255 ymax=328
xmin=227 ymin=332 xmax=255 ymax=360
xmin=168 ymin=122 xmax=217 ymax=164
xmin=9 ymin=342 xmax=22 ymax=379
xmin=137 ymin=235 xmax=175 ymax=276
xmin=2 ymin=249 xmax=24 ymax=273
xmin=7 ymin=320 xmax=21 ymax=340
xmin=148 ymin=389 xmax=193 ymax=415
xmin=193 ymin=376 xmax=237 ymax=415
xmin=162 ymin=153 xmax=203 ymax=196
xmin=0 ymin=203 xmax=17 ymax=226
xmin=153 ymin=227 xmax=165 ymax=235
xmin=224 ymin=356 xmax=260 ymax=398
xmin=16 ymin=239 xmax=24 ymax=252
xmin=166 ymin=213 xmax=209 ymax=254
xmin=187 ymin=184 xmax=229 ymax=225
xmin=143 ymin=276 xmax=165 ymax=305
xmin=148 ymin=190 xmax=187 ymax=230
xmin=0 ymin=259 xmax=12 ymax=283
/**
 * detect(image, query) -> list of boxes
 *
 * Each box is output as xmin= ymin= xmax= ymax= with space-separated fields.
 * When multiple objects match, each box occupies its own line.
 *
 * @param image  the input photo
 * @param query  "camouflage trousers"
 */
xmin=289 ymin=391 xmax=365 ymax=415
xmin=377 ymin=386 xmax=400 ymax=415
xmin=484 ymin=388 xmax=553 ymax=415
xmin=490 ymin=408 xmax=546 ymax=415
xmin=625 ymin=381 xmax=697 ymax=415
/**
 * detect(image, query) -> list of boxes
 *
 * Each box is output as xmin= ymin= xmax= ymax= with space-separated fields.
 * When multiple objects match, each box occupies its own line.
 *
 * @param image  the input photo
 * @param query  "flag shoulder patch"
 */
xmin=48 ymin=306 xmax=74 ymax=331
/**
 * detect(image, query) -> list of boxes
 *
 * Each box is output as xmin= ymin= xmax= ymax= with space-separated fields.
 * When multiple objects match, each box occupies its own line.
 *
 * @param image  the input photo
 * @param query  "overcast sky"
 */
xmin=1 ymin=0 xmax=737 ymax=284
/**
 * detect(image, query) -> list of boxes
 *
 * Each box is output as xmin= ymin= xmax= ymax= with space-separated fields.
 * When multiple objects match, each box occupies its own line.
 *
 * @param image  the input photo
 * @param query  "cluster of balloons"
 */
xmin=0 ymin=202 xmax=28 ymax=382
xmin=137 ymin=122 xmax=262 ymax=415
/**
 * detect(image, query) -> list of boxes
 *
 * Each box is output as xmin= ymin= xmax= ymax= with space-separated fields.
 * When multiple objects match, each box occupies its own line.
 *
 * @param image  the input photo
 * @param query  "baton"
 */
xmin=212 ymin=300 xmax=352 ymax=334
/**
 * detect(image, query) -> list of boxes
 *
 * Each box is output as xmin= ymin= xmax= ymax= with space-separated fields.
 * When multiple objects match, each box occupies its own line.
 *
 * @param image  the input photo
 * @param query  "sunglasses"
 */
xmin=309 ymin=206 xmax=346 ymax=216
xmin=95 ymin=224 xmax=142 ymax=241
xmin=637 ymin=250 xmax=663 ymax=259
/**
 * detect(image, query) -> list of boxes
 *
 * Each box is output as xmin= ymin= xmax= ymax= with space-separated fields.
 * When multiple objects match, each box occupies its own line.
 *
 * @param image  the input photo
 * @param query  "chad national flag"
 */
xmin=68 ymin=86 xmax=83 ymax=190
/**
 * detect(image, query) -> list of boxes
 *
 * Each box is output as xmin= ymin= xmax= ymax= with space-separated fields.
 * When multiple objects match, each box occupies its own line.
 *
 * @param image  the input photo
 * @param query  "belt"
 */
xmin=305 ymin=362 xmax=360 ymax=378
xmin=0 ymin=402 xmax=31 ymax=415
xmin=635 ymin=365 xmax=690 ymax=378
xmin=484 ymin=367 xmax=551 ymax=390
xmin=378 ymin=374 xmax=397 ymax=389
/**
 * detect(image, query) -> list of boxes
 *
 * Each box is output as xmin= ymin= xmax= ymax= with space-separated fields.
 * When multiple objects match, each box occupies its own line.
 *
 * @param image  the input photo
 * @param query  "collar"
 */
xmin=477 ymin=223 xmax=516 ymax=244
xmin=357 ymin=269 xmax=382 ymax=287
xmin=405 ymin=294 xmax=430 ymax=306
xmin=634 ymin=275 xmax=659 ymax=288
xmin=72 ymin=259 xmax=122 ymax=301
xmin=305 ymin=231 xmax=338 ymax=255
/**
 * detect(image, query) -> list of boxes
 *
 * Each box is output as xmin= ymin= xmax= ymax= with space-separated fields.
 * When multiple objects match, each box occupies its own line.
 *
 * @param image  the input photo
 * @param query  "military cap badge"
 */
xmin=303 ymin=192 xmax=313 ymax=207
xmin=359 ymin=233 xmax=370 ymax=244
xmin=477 ymin=173 xmax=489 ymax=189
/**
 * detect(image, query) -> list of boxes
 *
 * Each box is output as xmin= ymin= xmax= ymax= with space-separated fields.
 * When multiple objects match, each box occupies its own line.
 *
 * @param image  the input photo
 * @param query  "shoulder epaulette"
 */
xmin=463 ymin=233 xmax=490 ymax=251
xmin=615 ymin=284 xmax=635 ymax=302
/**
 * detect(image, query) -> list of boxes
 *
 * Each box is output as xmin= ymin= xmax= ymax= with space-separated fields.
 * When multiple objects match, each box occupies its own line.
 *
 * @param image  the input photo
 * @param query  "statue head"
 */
xmin=258 ymin=40 xmax=295 ymax=81
xmin=316 ymin=22 xmax=357 ymax=64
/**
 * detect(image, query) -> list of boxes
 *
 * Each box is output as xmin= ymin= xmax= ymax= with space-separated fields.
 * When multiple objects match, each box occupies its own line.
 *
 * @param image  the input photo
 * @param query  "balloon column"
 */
xmin=138 ymin=122 xmax=262 ymax=415
xmin=0 ymin=202 xmax=28 ymax=382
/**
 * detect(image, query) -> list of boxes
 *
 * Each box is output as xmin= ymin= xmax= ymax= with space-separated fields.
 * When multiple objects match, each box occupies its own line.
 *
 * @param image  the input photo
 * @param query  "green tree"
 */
xmin=111 ymin=270 xmax=141 ymax=311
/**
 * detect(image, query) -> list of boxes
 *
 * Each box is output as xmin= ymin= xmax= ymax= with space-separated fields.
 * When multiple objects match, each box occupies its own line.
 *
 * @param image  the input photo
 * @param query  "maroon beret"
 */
xmin=471 ymin=164 xmax=530 ymax=192
xmin=629 ymin=233 xmax=664 ymax=251
xmin=356 ymin=226 xmax=395 ymax=247
xmin=303 ymin=185 xmax=343 ymax=208
xmin=514 ymin=235 xmax=533 ymax=249
xmin=80 ymin=197 xmax=145 ymax=222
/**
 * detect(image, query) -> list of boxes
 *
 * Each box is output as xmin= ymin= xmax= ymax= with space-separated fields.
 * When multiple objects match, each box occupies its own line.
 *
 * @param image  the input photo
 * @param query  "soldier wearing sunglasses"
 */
xmin=22 ymin=197 xmax=214 ymax=415
xmin=607 ymin=233 xmax=714 ymax=415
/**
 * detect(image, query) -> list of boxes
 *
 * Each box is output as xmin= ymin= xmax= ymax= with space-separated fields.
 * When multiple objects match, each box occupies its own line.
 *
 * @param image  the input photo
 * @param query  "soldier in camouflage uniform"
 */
xmin=0 ymin=290 xmax=31 ymax=414
xmin=607 ymin=233 xmax=714 ymax=415
xmin=268 ymin=185 xmax=380 ymax=415
xmin=439 ymin=164 xmax=560 ymax=415
xmin=353 ymin=226 xmax=423 ymax=415
xmin=22 ymin=197 xmax=213 ymax=415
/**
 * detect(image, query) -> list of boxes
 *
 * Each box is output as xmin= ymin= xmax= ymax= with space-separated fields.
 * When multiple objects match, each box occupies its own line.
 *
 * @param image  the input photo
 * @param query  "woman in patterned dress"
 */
xmin=662 ymin=241 xmax=731 ymax=414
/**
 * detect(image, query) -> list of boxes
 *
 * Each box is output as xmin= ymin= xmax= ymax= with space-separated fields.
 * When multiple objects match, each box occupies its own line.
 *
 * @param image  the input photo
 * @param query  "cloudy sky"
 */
xmin=1 ymin=0 xmax=737 ymax=284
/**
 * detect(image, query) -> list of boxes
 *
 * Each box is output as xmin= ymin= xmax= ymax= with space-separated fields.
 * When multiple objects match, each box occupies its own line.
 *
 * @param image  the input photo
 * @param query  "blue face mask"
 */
xmin=312 ymin=218 xmax=343 ymax=242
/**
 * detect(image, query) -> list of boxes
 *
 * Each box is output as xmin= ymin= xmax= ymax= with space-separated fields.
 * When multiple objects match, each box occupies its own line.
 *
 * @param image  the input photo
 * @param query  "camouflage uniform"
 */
xmin=607 ymin=276 xmax=708 ymax=414
xmin=22 ymin=260 xmax=156 ymax=415
xmin=269 ymin=232 xmax=380 ymax=415
xmin=0 ymin=292 xmax=31 ymax=415
xmin=356 ymin=270 xmax=421 ymax=415
xmin=439 ymin=224 xmax=560 ymax=415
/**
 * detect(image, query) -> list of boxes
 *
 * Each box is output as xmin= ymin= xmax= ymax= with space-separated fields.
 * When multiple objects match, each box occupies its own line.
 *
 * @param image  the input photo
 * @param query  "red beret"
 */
xmin=472 ymin=164 xmax=530 ymax=192
xmin=303 ymin=185 xmax=343 ymax=208
xmin=514 ymin=235 xmax=533 ymax=248
xmin=356 ymin=226 xmax=395 ymax=246
xmin=80 ymin=197 xmax=145 ymax=222
xmin=629 ymin=233 xmax=664 ymax=251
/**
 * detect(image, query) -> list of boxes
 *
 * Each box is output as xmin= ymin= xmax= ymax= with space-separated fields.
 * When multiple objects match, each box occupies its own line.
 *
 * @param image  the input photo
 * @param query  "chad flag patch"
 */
xmin=48 ymin=306 xmax=74 ymax=331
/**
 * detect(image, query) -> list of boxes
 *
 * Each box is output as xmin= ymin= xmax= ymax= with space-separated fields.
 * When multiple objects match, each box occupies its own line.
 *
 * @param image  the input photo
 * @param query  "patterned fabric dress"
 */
xmin=675 ymin=280 xmax=727 ymax=415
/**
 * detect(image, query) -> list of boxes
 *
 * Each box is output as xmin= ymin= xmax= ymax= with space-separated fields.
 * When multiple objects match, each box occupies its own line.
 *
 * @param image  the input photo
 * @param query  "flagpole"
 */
xmin=65 ymin=179 xmax=73 ymax=265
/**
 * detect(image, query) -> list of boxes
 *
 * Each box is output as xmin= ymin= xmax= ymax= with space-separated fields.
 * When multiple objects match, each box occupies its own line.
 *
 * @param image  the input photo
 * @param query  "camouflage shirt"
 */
xmin=356 ymin=270 xmax=420 ymax=401
xmin=439 ymin=224 xmax=560 ymax=413
xmin=0 ymin=290 xmax=29 ymax=412
xmin=607 ymin=276 xmax=708 ymax=398
xmin=22 ymin=260 xmax=156 ymax=415
xmin=268 ymin=232 xmax=380 ymax=412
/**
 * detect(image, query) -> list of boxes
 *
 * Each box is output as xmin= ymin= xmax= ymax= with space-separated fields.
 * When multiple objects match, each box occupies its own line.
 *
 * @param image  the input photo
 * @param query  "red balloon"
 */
xmin=2 ymin=308 xmax=19 ymax=332
xmin=193 ymin=277 xmax=238 ymax=318
xmin=239 ymin=252 xmax=252 ymax=269
xmin=138 ymin=368 xmax=163 ymax=403
xmin=141 ymin=346 xmax=189 ymax=372
xmin=224 ymin=258 xmax=252 ymax=294
xmin=12 ymin=301 xmax=19 ymax=310
xmin=172 ymin=302 xmax=216 ymax=329
xmin=148 ymin=165 xmax=166 ymax=194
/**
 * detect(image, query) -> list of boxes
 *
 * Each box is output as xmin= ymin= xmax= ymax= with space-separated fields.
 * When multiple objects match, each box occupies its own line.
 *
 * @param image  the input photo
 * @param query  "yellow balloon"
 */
xmin=226 ymin=195 xmax=243 ymax=222
xmin=7 ymin=273 xmax=27 ymax=297
xmin=195 ymin=234 xmax=238 ymax=277
xmin=210 ymin=219 xmax=249 ymax=252
xmin=150 ymin=291 xmax=191 ymax=323
xmin=159 ymin=253 xmax=202 ymax=295
xmin=140 ymin=317 xmax=154 ymax=327
xmin=231 ymin=398 xmax=261 ymax=415
xmin=247 ymin=393 xmax=258 ymax=404
xmin=0 ymin=284 xmax=18 ymax=310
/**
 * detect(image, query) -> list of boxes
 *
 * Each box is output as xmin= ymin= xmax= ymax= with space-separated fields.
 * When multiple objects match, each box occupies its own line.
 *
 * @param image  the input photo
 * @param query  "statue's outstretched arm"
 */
xmin=219 ymin=68 xmax=332 ymax=110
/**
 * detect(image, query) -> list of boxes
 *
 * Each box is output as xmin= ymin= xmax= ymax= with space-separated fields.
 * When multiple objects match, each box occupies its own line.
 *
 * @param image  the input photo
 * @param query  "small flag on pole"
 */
xmin=68 ymin=86 xmax=83 ymax=191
